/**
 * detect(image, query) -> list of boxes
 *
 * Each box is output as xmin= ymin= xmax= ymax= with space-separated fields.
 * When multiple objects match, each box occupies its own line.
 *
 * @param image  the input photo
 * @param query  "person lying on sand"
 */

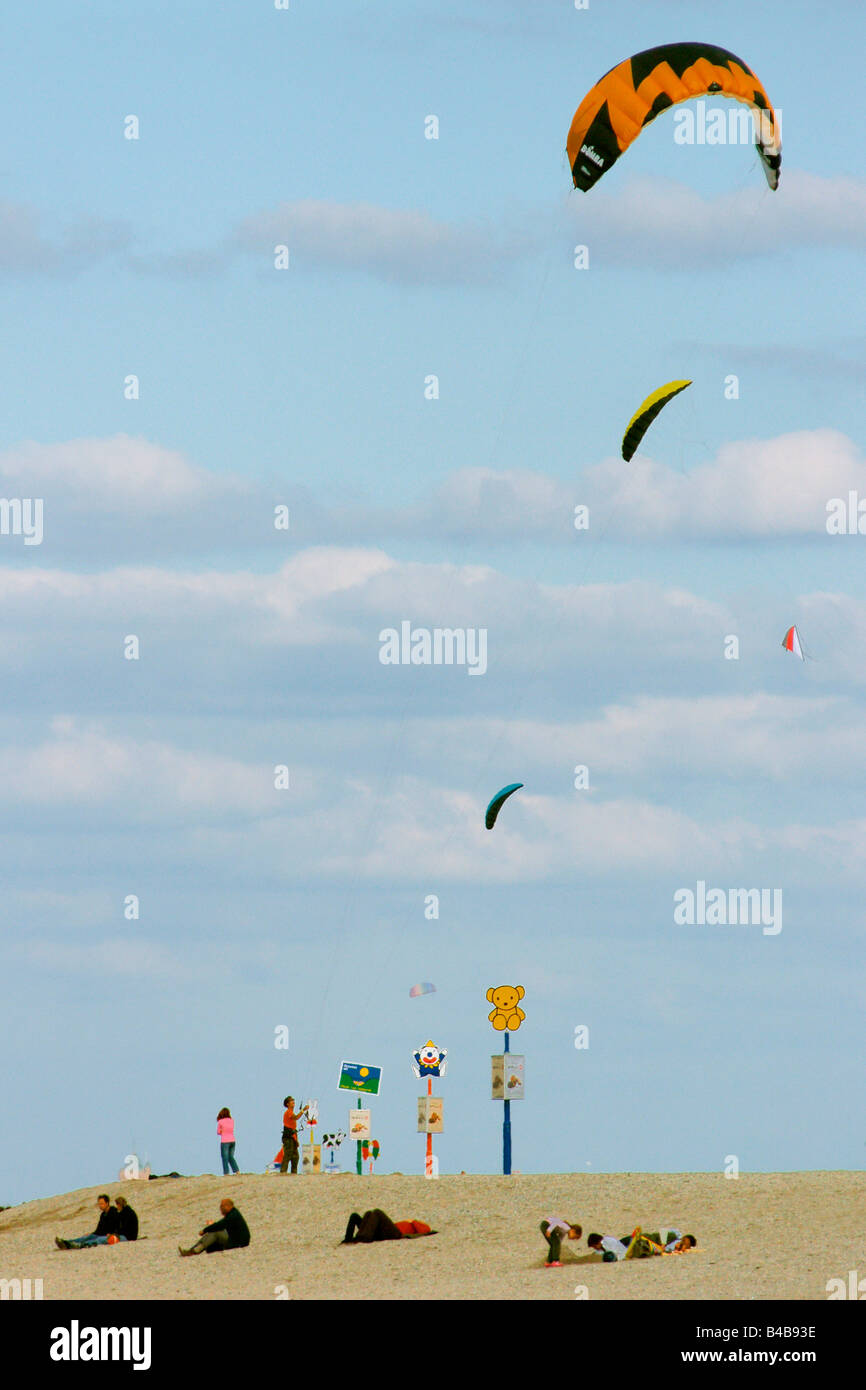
xmin=584 ymin=1228 xmax=697 ymax=1261
xmin=56 ymin=1194 xmax=121 ymax=1250
xmin=587 ymin=1231 xmax=630 ymax=1261
xmin=539 ymin=1217 xmax=582 ymax=1266
xmin=178 ymin=1198 xmax=250 ymax=1256
xmin=341 ymin=1209 xmax=437 ymax=1243
xmin=663 ymin=1230 xmax=697 ymax=1253
xmin=622 ymin=1229 xmax=697 ymax=1256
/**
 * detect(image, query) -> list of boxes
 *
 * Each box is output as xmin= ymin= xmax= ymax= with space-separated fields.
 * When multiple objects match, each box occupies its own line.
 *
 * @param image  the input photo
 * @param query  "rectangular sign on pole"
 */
xmin=301 ymin=1144 xmax=322 ymax=1175
xmin=338 ymin=1061 xmax=383 ymax=1096
xmin=417 ymin=1096 xmax=444 ymax=1133
xmin=348 ymin=1109 xmax=371 ymax=1141
xmin=491 ymin=1055 xmax=504 ymax=1099
xmin=504 ymin=1054 xmax=525 ymax=1099
xmin=492 ymin=1054 xmax=525 ymax=1099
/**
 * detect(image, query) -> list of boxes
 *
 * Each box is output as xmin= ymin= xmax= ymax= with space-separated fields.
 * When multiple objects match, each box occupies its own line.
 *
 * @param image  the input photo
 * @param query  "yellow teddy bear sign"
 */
xmin=486 ymin=983 xmax=526 ymax=1032
xmin=485 ymin=985 xmax=525 ymax=1176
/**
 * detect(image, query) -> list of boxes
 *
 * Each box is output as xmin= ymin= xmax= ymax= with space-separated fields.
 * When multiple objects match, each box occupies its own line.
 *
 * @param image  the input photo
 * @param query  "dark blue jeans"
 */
xmin=221 ymin=1142 xmax=239 ymax=1174
xmin=68 ymin=1234 xmax=127 ymax=1248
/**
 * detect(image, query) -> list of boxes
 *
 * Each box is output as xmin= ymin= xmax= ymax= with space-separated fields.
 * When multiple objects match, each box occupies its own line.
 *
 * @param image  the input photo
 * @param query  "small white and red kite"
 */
xmin=782 ymin=625 xmax=804 ymax=660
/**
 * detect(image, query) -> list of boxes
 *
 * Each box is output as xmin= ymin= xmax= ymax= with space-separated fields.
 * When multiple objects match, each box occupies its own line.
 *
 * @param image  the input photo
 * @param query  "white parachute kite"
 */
xmin=781 ymin=625 xmax=804 ymax=660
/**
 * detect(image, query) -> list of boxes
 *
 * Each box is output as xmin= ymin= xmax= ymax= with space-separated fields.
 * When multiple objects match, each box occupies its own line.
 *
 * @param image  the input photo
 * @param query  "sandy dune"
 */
xmin=0 ymin=1171 xmax=861 ymax=1300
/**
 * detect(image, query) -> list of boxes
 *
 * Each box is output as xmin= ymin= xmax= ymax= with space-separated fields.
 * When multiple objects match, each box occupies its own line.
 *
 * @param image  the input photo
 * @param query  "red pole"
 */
xmin=425 ymin=1075 xmax=433 ymax=1177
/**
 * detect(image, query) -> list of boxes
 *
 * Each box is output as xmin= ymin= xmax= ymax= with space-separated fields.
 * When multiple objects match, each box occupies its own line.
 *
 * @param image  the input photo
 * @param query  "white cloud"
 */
xmin=14 ymin=938 xmax=187 ymax=978
xmin=0 ymin=435 xmax=231 ymax=512
xmin=572 ymin=172 xmax=866 ymax=268
xmin=579 ymin=428 xmax=866 ymax=539
xmin=2 ymin=539 xmax=866 ymax=726
xmin=0 ymin=724 xmax=274 ymax=821
xmin=232 ymin=199 xmax=527 ymax=284
xmin=4 ymin=692 xmax=866 ymax=885
xmin=358 ymin=467 xmax=575 ymax=542
xmin=180 ymin=771 xmax=866 ymax=885
xmin=365 ymin=430 xmax=866 ymax=544
xmin=321 ymin=430 xmax=866 ymax=545
xmin=0 ymin=544 xmax=852 ymax=706
xmin=0 ymin=201 xmax=130 ymax=275
xmin=431 ymin=693 xmax=866 ymax=783
xmin=13 ymin=426 xmax=862 ymax=558
xmin=0 ymin=546 xmax=394 ymax=638
xmin=676 ymin=337 xmax=866 ymax=384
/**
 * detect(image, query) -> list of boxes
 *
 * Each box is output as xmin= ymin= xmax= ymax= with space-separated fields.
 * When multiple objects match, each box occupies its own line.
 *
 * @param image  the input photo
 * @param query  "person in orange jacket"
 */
xmin=278 ymin=1096 xmax=309 ymax=1174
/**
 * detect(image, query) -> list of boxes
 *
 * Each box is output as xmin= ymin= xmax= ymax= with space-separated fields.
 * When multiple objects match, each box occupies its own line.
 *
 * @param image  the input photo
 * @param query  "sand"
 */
xmin=0 ymin=1171 xmax=861 ymax=1300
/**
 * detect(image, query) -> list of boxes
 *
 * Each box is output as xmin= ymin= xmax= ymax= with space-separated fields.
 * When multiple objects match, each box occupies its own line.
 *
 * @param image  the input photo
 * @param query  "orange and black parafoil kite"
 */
xmin=567 ymin=42 xmax=781 ymax=192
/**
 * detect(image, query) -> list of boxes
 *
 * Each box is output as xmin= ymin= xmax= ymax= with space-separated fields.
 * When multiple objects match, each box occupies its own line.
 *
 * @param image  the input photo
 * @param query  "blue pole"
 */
xmin=503 ymin=1031 xmax=512 ymax=1176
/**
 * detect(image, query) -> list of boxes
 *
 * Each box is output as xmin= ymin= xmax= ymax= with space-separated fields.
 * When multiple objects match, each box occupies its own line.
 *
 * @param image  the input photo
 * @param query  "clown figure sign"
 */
xmin=413 ymin=1041 xmax=447 ymax=1079
xmin=412 ymin=1039 xmax=447 ymax=1179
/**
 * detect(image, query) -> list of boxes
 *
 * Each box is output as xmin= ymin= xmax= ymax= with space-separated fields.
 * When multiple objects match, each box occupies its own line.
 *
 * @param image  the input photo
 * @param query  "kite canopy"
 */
xmin=485 ymin=783 xmax=524 ymax=830
xmin=622 ymin=380 xmax=692 ymax=461
xmin=782 ymin=625 xmax=804 ymax=660
xmin=567 ymin=42 xmax=781 ymax=192
xmin=409 ymin=982 xmax=436 ymax=998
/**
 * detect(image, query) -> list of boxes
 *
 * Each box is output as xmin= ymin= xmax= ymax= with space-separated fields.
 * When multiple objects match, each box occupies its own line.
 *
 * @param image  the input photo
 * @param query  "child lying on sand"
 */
xmin=625 ymin=1229 xmax=697 ymax=1257
xmin=586 ymin=1228 xmax=697 ymax=1260
xmin=544 ymin=1227 xmax=698 ymax=1265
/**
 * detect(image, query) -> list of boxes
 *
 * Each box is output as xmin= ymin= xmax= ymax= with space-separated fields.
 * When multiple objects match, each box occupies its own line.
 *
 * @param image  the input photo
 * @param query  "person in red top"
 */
xmin=341 ymin=1210 xmax=436 ymax=1242
xmin=278 ymin=1096 xmax=309 ymax=1175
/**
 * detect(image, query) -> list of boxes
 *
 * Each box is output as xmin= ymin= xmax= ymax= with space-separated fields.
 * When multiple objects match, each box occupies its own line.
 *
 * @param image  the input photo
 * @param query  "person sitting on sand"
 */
xmin=114 ymin=1195 xmax=139 ymax=1241
xmin=179 ymin=1198 xmax=250 ymax=1256
xmin=540 ymin=1217 xmax=582 ymax=1267
xmin=342 ymin=1209 xmax=436 ymax=1243
xmin=56 ymin=1194 xmax=122 ymax=1250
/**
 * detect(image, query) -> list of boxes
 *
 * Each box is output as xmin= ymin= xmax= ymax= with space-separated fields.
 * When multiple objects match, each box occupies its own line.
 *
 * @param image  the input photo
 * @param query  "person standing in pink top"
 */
xmin=217 ymin=1107 xmax=240 ymax=1175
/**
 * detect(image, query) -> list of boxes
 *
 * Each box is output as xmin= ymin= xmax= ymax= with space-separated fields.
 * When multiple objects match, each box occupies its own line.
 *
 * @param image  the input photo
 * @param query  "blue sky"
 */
xmin=1 ymin=0 xmax=864 ymax=1204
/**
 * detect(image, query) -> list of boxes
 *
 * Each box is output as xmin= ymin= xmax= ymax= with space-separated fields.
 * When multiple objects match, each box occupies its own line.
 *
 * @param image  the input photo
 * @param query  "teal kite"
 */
xmin=485 ymin=783 xmax=524 ymax=830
